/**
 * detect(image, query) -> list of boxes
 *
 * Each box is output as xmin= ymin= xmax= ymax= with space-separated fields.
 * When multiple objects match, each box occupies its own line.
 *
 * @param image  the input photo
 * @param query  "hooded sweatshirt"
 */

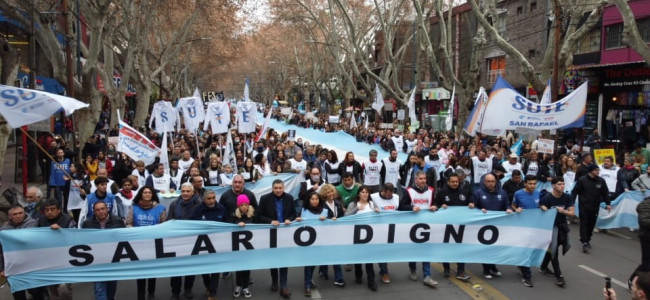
xmin=435 ymin=181 xmax=472 ymax=207
xmin=472 ymin=174 xmax=510 ymax=211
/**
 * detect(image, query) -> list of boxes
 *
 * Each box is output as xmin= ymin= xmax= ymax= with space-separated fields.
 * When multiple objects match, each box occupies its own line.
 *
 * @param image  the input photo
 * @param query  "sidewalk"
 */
xmin=2 ymin=145 xmax=47 ymax=197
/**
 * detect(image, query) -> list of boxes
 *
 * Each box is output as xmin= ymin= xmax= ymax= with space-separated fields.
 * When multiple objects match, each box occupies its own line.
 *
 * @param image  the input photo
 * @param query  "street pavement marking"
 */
xmin=607 ymin=231 xmax=632 ymax=240
xmin=431 ymin=263 xmax=511 ymax=300
xmin=578 ymin=265 xmax=627 ymax=288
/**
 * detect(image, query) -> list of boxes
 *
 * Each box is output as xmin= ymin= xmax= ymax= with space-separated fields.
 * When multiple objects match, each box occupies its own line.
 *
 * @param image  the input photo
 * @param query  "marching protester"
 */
xmin=232 ymin=194 xmax=256 ymax=298
xmin=571 ymin=164 xmax=611 ymax=253
xmin=512 ymin=174 xmax=542 ymax=287
xmin=257 ymin=179 xmax=298 ymax=298
xmin=126 ymin=186 xmax=166 ymax=300
xmin=299 ymin=192 xmax=327 ymax=297
xmin=82 ymin=201 xmax=125 ymax=300
xmin=318 ymin=184 xmax=346 ymax=286
xmin=370 ymin=183 xmax=400 ymax=283
xmin=539 ymin=177 xmax=574 ymax=287
xmin=191 ymin=190 xmax=226 ymax=300
xmin=345 ymin=185 xmax=380 ymax=291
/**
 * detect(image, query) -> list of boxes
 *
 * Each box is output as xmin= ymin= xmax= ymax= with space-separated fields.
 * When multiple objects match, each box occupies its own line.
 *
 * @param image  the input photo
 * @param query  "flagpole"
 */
xmin=19 ymin=127 xmax=79 ymax=190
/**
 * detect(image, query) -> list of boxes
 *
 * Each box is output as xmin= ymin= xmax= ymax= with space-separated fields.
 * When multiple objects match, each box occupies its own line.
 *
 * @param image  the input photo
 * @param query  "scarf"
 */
xmin=174 ymin=196 xmax=196 ymax=220
xmin=120 ymin=190 xmax=133 ymax=200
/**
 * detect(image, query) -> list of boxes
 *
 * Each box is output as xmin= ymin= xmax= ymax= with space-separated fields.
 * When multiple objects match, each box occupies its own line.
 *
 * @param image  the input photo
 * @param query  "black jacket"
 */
xmin=191 ymin=202 xmax=228 ymax=223
xmin=37 ymin=212 xmax=76 ymax=228
xmin=256 ymin=192 xmax=297 ymax=224
xmin=434 ymin=182 xmax=472 ymax=207
xmin=338 ymin=161 xmax=362 ymax=182
xmin=637 ymin=199 xmax=650 ymax=239
xmin=82 ymin=214 xmax=125 ymax=229
xmin=502 ymin=179 xmax=524 ymax=203
xmin=571 ymin=174 xmax=610 ymax=210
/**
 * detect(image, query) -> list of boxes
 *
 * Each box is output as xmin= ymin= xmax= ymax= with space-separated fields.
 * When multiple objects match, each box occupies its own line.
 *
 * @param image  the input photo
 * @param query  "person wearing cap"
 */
xmin=232 ymin=194 xmax=255 ymax=298
xmin=571 ymin=164 xmax=611 ymax=253
xmin=502 ymin=153 xmax=522 ymax=177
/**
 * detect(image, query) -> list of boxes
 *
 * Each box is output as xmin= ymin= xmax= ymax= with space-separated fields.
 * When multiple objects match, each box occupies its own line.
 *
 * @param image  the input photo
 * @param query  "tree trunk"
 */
xmin=133 ymin=79 xmax=152 ymax=128
xmin=0 ymin=35 xmax=19 ymax=178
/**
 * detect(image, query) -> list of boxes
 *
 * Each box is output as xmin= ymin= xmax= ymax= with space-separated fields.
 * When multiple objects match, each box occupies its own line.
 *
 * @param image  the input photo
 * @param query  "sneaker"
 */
xmin=539 ymin=268 xmax=556 ymax=277
xmin=233 ymin=286 xmax=242 ymax=298
xmin=582 ymin=242 xmax=589 ymax=253
xmin=183 ymin=290 xmax=194 ymax=299
xmin=409 ymin=270 xmax=418 ymax=281
xmin=593 ymin=228 xmax=600 ymax=233
xmin=586 ymin=242 xmax=592 ymax=249
xmin=319 ymin=272 xmax=329 ymax=280
xmin=483 ymin=274 xmax=493 ymax=279
xmin=522 ymin=278 xmax=533 ymax=287
xmin=443 ymin=270 xmax=450 ymax=277
xmin=630 ymin=228 xmax=637 ymax=232
xmin=381 ymin=273 xmax=390 ymax=283
xmin=423 ymin=276 xmax=438 ymax=288
xmin=243 ymin=288 xmax=252 ymax=298
xmin=555 ymin=277 xmax=566 ymax=287
xmin=333 ymin=280 xmax=346 ymax=287
xmin=456 ymin=273 xmax=471 ymax=281
xmin=491 ymin=270 xmax=502 ymax=277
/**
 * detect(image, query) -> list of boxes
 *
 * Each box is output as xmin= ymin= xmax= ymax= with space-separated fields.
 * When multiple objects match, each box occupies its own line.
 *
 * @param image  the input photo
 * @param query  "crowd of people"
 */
xmin=1 ymin=104 xmax=650 ymax=300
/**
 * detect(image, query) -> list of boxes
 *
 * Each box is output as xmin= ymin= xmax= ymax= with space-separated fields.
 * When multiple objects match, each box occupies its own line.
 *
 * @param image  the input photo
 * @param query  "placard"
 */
xmin=594 ymin=148 xmax=616 ymax=165
xmin=397 ymin=109 xmax=405 ymax=121
xmin=328 ymin=116 xmax=340 ymax=123
xmin=537 ymin=138 xmax=555 ymax=154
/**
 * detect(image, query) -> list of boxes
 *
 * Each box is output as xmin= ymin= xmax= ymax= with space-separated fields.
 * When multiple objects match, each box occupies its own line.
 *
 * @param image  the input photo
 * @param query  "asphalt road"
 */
xmin=1 ymin=223 xmax=640 ymax=300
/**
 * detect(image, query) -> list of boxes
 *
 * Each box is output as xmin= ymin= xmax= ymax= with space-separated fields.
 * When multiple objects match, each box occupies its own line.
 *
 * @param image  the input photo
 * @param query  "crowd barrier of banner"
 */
xmin=0 ymin=208 xmax=555 ymax=292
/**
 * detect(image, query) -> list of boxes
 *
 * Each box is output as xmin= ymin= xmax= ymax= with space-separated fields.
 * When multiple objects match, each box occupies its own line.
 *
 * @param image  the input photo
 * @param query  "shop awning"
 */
xmin=422 ymin=87 xmax=451 ymax=100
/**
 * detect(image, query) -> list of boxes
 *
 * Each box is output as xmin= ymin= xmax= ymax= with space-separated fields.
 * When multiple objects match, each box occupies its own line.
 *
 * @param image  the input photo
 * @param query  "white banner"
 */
xmin=204 ymin=102 xmax=230 ymax=134
xmin=480 ymin=76 xmax=587 ymax=131
xmin=236 ymin=102 xmax=258 ymax=133
xmin=117 ymin=120 xmax=160 ymax=165
xmin=149 ymin=101 xmax=178 ymax=133
xmin=328 ymin=116 xmax=340 ymax=123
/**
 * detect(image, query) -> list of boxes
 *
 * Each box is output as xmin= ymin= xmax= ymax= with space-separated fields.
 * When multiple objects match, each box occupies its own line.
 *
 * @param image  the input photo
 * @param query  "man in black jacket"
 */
xmin=502 ymin=170 xmax=524 ymax=203
xmin=257 ymin=179 xmax=298 ymax=298
xmin=434 ymin=173 xmax=472 ymax=281
xmin=82 ymin=201 xmax=125 ymax=300
xmin=571 ymin=164 xmax=611 ymax=253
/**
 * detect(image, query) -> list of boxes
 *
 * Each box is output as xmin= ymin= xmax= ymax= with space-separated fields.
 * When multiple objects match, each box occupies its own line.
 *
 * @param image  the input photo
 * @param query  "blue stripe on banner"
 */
xmin=265 ymin=117 xmax=410 ymax=162
xmin=7 ymin=244 xmax=548 ymax=291
xmin=0 ymin=209 xmax=555 ymax=291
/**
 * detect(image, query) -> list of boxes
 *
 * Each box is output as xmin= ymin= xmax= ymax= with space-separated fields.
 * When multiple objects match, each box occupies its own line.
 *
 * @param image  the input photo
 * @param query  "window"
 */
xmin=487 ymin=56 xmax=506 ymax=85
xmin=530 ymin=2 xmax=537 ymax=11
xmin=517 ymin=6 xmax=523 ymax=15
xmin=640 ymin=18 xmax=650 ymax=43
xmin=605 ymin=23 xmax=624 ymax=49
xmin=576 ymin=29 xmax=601 ymax=54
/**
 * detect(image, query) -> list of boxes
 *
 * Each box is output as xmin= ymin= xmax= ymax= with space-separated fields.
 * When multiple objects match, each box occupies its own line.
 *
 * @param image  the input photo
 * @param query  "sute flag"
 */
xmin=177 ymin=96 xmax=205 ymax=132
xmin=149 ymin=101 xmax=178 ymax=133
xmin=237 ymin=102 xmax=258 ymax=133
xmin=117 ymin=120 xmax=160 ymax=165
xmin=222 ymin=129 xmax=238 ymax=171
xmin=204 ymin=102 xmax=230 ymax=134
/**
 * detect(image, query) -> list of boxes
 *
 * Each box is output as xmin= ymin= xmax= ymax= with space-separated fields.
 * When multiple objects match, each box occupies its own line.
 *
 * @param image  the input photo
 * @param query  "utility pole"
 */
xmin=63 ymin=0 xmax=74 ymax=100
xmin=551 ymin=0 xmax=562 ymax=103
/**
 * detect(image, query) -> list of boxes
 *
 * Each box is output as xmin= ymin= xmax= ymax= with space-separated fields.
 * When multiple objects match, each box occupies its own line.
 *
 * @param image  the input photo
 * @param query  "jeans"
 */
xmin=408 ymin=262 xmax=431 ymax=277
xmin=136 ymin=278 xmax=156 ymax=300
xmin=482 ymin=264 xmax=498 ymax=275
xmin=236 ymin=270 xmax=251 ymax=289
xmin=518 ymin=266 xmax=531 ymax=280
xmin=201 ymin=273 xmax=219 ymax=297
xmin=378 ymin=263 xmax=389 ymax=275
xmin=354 ymin=263 xmax=375 ymax=283
xmin=94 ymin=281 xmax=117 ymax=300
xmin=304 ymin=266 xmax=315 ymax=287
xmin=170 ymin=275 xmax=195 ymax=295
xmin=443 ymin=262 xmax=466 ymax=275
xmin=318 ymin=265 xmax=343 ymax=281
xmin=52 ymin=185 xmax=65 ymax=205
xmin=270 ymin=268 xmax=288 ymax=289
xmin=541 ymin=252 xmax=563 ymax=279
xmin=12 ymin=287 xmax=45 ymax=300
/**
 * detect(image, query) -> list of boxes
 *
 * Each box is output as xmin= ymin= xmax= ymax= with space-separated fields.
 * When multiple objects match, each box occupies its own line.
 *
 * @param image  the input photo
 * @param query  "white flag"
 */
xmin=350 ymin=113 xmax=357 ymax=128
xmin=160 ymin=130 xmax=169 ymax=173
xmin=177 ymin=96 xmax=205 ymax=132
xmin=237 ymin=102 xmax=258 ymax=133
xmin=243 ymin=80 xmax=250 ymax=102
xmin=257 ymin=108 xmax=273 ymax=141
xmin=222 ymin=129 xmax=238 ymax=171
xmin=365 ymin=115 xmax=369 ymax=129
xmin=445 ymin=84 xmax=455 ymax=131
xmin=204 ymin=102 xmax=230 ymax=134
xmin=407 ymin=87 xmax=417 ymax=121
xmin=149 ymin=101 xmax=178 ymax=133
xmin=539 ymin=79 xmax=551 ymax=105
xmin=372 ymin=83 xmax=384 ymax=113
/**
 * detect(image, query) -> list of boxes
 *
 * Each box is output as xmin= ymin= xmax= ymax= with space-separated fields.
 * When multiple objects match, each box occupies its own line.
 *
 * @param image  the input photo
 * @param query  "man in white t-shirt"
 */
xmin=502 ymin=153 xmax=522 ymax=177
xmin=370 ymin=183 xmax=400 ymax=284
xmin=362 ymin=150 xmax=382 ymax=193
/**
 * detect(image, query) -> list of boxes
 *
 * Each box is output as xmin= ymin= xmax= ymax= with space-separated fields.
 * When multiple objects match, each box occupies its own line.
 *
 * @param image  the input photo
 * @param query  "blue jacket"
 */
xmin=472 ymin=174 xmax=510 ymax=211
xmin=191 ymin=202 xmax=228 ymax=223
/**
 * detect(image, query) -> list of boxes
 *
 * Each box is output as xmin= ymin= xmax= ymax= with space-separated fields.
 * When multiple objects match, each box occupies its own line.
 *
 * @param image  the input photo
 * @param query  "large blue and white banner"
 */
xmin=480 ymin=76 xmax=587 ymax=132
xmin=0 ymin=208 xmax=555 ymax=291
